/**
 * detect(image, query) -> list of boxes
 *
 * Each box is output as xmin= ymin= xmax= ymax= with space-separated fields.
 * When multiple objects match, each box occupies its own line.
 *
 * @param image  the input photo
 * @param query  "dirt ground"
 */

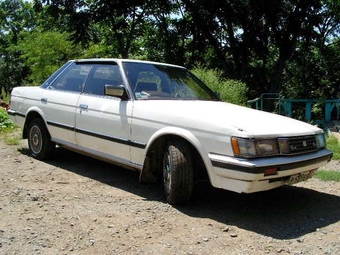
xmin=1 ymin=135 xmax=339 ymax=255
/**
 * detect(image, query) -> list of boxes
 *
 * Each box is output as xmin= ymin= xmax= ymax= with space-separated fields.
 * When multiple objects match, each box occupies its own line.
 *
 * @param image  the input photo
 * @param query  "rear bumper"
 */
xmin=7 ymin=109 xmax=17 ymax=117
xmin=7 ymin=109 xmax=25 ymax=129
xmin=209 ymin=148 xmax=333 ymax=193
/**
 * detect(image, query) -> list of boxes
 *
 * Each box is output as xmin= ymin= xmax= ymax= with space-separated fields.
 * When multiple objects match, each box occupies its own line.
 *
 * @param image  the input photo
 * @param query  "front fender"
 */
xmin=145 ymin=126 xmax=213 ymax=175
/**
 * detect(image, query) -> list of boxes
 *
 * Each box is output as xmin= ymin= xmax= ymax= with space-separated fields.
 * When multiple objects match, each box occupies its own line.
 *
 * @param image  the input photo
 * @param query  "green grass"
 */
xmin=326 ymin=135 xmax=340 ymax=160
xmin=314 ymin=170 xmax=340 ymax=182
xmin=4 ymin=135 xmax=21 ymax=145
xmin=313 ymin=134 xmax=340 ymax=182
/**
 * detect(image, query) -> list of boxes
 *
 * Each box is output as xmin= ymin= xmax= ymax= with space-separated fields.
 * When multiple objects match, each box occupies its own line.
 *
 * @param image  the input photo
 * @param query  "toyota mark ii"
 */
xmin=8 ymin=59 xmax=333 ymax=204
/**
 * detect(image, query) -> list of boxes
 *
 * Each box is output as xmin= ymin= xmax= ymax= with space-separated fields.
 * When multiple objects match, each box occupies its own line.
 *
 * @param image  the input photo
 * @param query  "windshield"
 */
xmin=123 ymin=62 xmax=220 ymax=101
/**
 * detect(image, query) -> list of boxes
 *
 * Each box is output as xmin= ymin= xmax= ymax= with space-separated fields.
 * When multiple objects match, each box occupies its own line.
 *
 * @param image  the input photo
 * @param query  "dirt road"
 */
xmin=1 ymin=138 xmax=339 ymax=254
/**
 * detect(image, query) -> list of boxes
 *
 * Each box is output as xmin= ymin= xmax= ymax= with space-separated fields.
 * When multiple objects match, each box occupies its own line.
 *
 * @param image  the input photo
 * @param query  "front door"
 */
xmin=75 ymin=63 xmax=135 ymax=167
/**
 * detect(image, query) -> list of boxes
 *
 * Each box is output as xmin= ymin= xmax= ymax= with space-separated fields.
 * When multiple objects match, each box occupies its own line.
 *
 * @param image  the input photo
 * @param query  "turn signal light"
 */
xmin=264 ymin=167 xmax=278 ymax=176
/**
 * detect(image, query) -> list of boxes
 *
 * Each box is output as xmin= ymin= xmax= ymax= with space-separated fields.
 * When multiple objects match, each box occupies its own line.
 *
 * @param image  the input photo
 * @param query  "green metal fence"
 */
xmin=247 ymin=94 xmax=340 ymax=123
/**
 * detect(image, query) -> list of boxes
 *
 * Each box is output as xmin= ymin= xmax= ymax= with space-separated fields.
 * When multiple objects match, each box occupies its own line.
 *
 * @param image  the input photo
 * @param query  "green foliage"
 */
xmin=283 ymin=45 xmax=338 ymax=100
xmin=0 ymin=0 xmax=339 ymax=108
xmin=0 ymin=108 xmax=16 ymax=133
xmin=81 ymin=43 xmax=109 ymax=58
xmin=17 ymin=31 xmax=81 ymax=85
xmin=314 ymin=135 xmax=340 ymax=182
xmin=0 ymin=0 xmax=37 ymax=93
xmin=314 ymin=170 xmax=340 ymax=182
xmin=327 ymin=135 xmax=340 ymax=160
xmin=1 ymin=87 xmax=10 ymax=103
xmin=192 ymin=66 xmax=248 ymax=105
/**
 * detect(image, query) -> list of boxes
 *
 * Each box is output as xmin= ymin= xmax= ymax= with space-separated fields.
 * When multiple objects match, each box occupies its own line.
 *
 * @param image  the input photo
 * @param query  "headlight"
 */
xmin=316 ymin=133 xmax=326 ymax=148
xmin=231 ymin=137 xmax=279 ymax=158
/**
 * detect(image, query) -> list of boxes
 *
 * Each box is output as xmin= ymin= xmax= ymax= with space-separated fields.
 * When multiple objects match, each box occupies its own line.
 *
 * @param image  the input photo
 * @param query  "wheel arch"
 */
xmin=23 ymin=107 xmax=48 ymax=139
xmin=139 ymin=127 xmax=212 ymax=184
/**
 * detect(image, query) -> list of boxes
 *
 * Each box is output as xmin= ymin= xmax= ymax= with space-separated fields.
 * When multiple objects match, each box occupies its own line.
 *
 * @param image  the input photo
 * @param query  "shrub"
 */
xmin=192 ymin=66 xmax=248 ymax=105
xmin=0 ymin=108 xmax=16 ymax=132
xmin=327 ymin=135 xmax=340 ymax=160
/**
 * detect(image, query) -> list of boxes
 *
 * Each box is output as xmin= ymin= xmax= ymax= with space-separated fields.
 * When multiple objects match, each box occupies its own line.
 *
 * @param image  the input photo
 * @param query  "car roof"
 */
xmin=73 ymin=58 xmax=186 ymax=69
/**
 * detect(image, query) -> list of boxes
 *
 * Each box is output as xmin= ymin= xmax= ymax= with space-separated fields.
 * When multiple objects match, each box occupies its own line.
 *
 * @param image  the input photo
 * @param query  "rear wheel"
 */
xmin=28 ymin=118 xmax=55 ymax=160
xmin=163 ymin=139 xmax=194 ymax=204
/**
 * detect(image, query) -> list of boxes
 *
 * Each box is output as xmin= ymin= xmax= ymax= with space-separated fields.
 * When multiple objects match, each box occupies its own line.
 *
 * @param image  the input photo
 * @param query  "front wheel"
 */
xmin=28 ymin=118 xmax=55 ymax=160
xmin=163 ymin=139 xmax=194 ymax=204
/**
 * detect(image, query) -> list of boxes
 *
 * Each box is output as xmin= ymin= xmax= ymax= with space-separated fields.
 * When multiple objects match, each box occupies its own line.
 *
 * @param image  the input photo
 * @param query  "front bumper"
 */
xmin=209 ymin=148 xmax=333 ymax=193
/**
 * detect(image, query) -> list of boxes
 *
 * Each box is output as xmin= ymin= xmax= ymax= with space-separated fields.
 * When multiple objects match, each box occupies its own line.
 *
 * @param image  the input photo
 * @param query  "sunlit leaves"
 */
xmin=17 ymin=31 xmax=81 ymax=85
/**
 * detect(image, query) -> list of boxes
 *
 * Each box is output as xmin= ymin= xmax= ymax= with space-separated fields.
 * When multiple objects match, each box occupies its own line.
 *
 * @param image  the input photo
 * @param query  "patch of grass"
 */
xmin=326 ymin=135 xmax=340 ymax=160
xmin=4 ymin=136 xmax=21 ymax=145
xmin=314 ymin=170 xmax=340 ymax=182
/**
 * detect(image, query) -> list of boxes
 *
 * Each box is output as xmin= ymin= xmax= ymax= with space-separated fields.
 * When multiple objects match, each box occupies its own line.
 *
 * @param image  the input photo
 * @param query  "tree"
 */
xmin=2 ymin=0 xmax=339 ymax=103
xmin=282 ymin=0 xmax=340 ymax=100
xmin=181 ymin=0 xmax=330 ymax=96
xmin=35 ymin=0 xmax=176 ymax=59
xmin=17 ymin=31 xmax=81 ymax=85
xmin=0 ymin=0 xmax=37 ymax=94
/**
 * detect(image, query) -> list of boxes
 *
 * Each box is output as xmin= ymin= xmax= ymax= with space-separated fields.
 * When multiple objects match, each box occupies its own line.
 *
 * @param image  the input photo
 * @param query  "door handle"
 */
xmin=41 ymin=98 xmax=48 ymax=102
xmin=79 ymin=104 xmax=88 ymax=109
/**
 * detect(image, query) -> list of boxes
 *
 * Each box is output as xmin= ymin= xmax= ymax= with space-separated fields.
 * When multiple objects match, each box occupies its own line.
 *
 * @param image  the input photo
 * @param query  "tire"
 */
xmin=163 ymin=138 xmax=194 ymax=204
xmin=28 ymin=118 xmax=55 ymax=160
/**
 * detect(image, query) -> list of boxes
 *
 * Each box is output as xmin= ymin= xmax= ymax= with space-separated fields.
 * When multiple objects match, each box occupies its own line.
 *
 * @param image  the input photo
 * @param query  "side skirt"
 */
xmin=51 ymin=138 xmax=143 ymax=171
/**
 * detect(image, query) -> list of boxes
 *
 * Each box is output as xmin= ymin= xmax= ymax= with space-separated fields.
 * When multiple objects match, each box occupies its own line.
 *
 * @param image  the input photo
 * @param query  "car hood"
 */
xmin=135 ymin=100 xmax=321 ymax=138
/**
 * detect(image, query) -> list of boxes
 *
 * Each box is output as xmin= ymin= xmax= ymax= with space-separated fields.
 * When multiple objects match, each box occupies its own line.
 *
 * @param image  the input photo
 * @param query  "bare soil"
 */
xmin=1 ymin=135 xmax=340 ymax=255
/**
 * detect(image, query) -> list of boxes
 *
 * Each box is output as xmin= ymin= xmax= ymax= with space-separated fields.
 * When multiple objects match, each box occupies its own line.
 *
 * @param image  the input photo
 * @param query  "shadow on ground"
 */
xmin=20 ymin=146 xmax=340 ymax=240
xmin=188 ymin=182 xmax=340 ymax=240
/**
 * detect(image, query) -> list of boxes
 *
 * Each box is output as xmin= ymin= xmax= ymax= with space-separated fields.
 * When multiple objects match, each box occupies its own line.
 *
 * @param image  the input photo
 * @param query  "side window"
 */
xmin=84 ymin=64 xmax=123 ymax=96
xmin=51 ymin=63 xmax=92 ymax=92
xmin=41 ymin=61 xmax=73 ymax=89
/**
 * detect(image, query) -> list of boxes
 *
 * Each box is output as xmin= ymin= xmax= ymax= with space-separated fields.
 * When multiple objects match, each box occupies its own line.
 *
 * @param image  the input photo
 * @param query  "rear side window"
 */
xmin=41 ymin=61 xmax=73 ymax=88
xmin=50 ymin=63 xmax=92 ymax=92
xmin=83 ymin=64 xmax=123 ymax=96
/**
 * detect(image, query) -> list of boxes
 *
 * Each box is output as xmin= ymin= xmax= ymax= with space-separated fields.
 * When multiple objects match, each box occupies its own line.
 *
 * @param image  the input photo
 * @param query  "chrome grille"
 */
xmin=279 ymin=136 xmax=317 ymax=155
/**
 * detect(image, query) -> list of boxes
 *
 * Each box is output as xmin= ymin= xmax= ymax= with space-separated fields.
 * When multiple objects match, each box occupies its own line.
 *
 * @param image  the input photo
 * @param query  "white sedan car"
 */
xmin=8 ymin=58 xmax=333 ymax=204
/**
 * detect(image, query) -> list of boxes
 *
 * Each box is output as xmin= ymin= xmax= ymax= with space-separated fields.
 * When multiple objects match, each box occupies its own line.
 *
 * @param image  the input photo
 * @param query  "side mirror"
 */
xmin=105 ymin=85 xmax=128 ymax=100
xmin=214 ymin=91 xmax=221 ymax=100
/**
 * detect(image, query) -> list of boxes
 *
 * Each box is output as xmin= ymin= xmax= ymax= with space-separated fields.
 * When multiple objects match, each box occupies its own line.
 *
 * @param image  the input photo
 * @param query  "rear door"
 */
xmin=40 ymin=63 xmax=92 ymax=145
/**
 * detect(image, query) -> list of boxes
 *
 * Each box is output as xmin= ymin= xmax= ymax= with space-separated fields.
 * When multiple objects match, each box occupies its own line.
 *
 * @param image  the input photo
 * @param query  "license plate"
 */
xmin=287 ymin=169 xmax=317 ymax=185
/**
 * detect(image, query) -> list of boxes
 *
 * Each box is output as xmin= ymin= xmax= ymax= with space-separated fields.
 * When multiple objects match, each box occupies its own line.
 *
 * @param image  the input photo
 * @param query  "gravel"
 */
xmin=0 ymin=137 xmax=339 ymax=255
